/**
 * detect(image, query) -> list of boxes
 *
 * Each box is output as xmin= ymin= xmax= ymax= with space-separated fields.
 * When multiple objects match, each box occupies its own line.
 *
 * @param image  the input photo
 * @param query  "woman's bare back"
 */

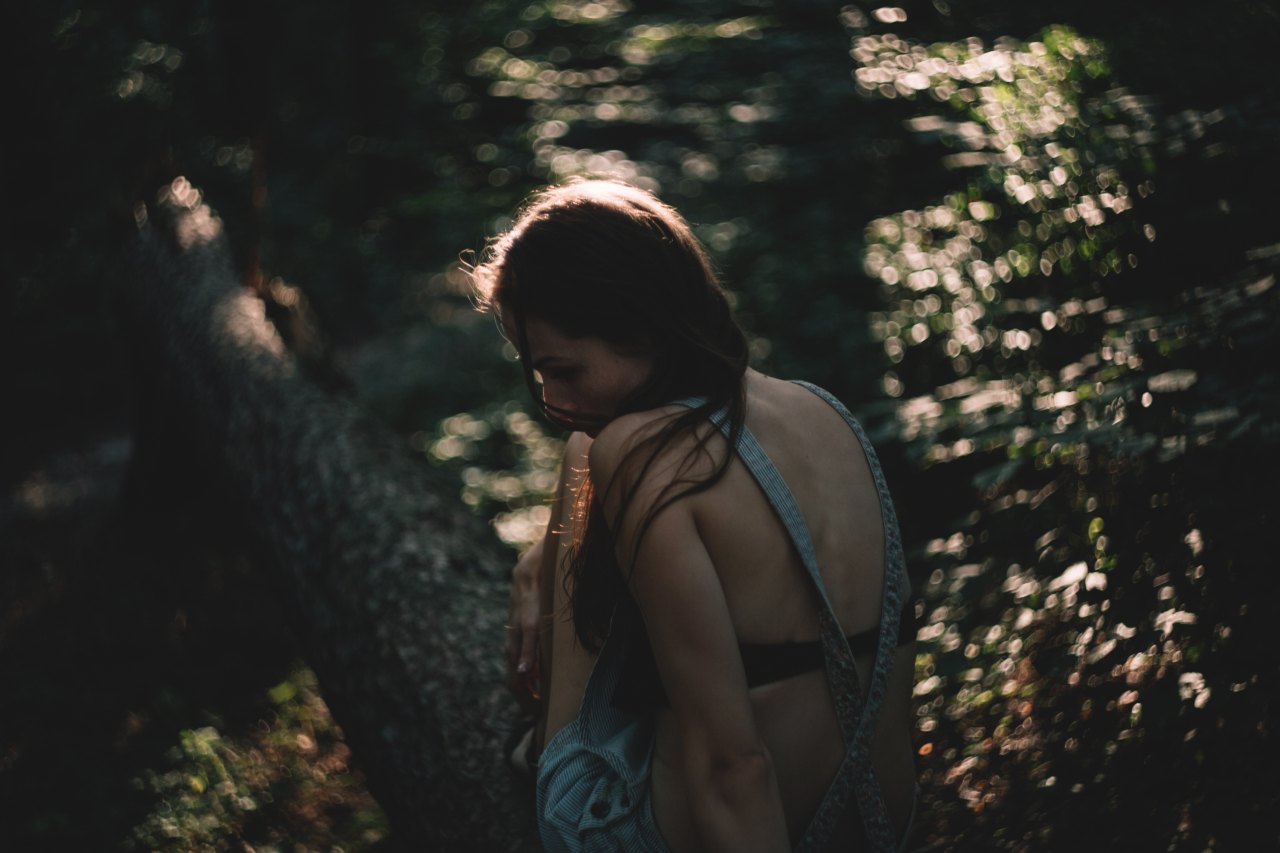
xmin=648 ymin=373 xmax=916 ymax=849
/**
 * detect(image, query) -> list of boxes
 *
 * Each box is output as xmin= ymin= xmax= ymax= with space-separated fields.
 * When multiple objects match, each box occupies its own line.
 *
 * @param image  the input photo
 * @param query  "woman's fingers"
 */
xmin=518 ymin=617 xmax=537 ymax=674
xmin=504 ymin=622 xmax=519 ymax=670
xmin=504 ymin=540 xmax=546 ymax=710
xmin=516 ymin=576 xmax=540 ymax=672
xmin=505 ymin=622 xmax=539 ymax=711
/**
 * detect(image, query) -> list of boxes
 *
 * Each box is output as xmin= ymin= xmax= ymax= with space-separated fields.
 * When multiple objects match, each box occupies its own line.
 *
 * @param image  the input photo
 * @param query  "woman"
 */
xmin=476 ymin=179 xmax=919 ymax=852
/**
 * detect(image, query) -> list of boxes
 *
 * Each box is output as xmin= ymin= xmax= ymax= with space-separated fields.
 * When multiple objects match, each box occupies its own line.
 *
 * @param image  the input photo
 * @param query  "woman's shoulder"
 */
xmin=750 ymin=374 xmax=860 ymax=432
xmin=588 ymin=404 xmax=690 ymax=483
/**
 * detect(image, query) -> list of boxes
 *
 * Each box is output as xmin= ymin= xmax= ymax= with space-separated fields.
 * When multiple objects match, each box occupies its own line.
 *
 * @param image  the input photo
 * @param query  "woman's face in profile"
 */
xmin=518 ymin=315 xmax=655 ymax=435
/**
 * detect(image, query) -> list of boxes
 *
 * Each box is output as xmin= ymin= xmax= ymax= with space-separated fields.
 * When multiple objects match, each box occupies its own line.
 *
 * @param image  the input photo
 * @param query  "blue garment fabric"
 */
xmin=535 ymin=381 xmax=913 ymax=852
xmin=537 ymin=603 xmax=667 ymax=852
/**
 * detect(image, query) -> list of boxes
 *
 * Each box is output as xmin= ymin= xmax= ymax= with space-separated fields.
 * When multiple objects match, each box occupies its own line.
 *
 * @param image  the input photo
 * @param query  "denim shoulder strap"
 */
xmin=671 ymin=393 xmax=901 ymax=851
xmin=785 ymin=381 xmax=908 ymax=851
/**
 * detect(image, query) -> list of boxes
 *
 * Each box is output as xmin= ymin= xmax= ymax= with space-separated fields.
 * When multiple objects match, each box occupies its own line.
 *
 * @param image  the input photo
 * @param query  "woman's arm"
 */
xmin=590 ymin=418 xmax=790 ymax=853
xmin=504 ymin=431 xmax=590 ymax=710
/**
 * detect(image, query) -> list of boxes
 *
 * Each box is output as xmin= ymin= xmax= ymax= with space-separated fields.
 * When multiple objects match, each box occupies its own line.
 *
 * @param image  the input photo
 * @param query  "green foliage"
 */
xmin=126 ymin=668 xmax=386 ymax=851
xmin=423 ymin=401 xmax=566 ymax=550
xmin=849 ymin=17 xmax=1280 ymax=851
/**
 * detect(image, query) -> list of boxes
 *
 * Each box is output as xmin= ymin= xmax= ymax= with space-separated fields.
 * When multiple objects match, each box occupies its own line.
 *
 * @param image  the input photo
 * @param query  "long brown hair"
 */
xmin=472 ymin=179 xmax=749 ymax=648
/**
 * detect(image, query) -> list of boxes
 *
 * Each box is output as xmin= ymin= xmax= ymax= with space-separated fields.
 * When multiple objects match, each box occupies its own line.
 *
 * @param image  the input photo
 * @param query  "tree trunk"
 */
xmin=117 ymin=179 xmax=539 ymax=850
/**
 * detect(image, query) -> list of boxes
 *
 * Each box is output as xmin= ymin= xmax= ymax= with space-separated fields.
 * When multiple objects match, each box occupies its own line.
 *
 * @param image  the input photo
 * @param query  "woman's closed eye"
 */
xmin=538 ymin=366 xmax=581 ymax=383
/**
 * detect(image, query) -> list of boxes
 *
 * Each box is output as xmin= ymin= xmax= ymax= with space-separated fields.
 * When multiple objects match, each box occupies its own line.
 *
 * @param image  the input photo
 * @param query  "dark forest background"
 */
xmin=4 ymin=0 xmax=1279 ymax=850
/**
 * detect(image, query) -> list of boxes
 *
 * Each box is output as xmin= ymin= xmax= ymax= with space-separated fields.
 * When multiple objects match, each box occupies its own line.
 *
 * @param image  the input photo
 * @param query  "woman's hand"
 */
xmin=502 ymin=431 xmax=591 ymax=715
xmin=505 ymin=536 xmax=545 ymax=712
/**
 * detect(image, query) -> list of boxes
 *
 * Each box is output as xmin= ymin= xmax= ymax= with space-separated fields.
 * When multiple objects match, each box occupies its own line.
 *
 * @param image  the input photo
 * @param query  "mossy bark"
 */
xmin=117 ymin=181 xmax=538 ymax=850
